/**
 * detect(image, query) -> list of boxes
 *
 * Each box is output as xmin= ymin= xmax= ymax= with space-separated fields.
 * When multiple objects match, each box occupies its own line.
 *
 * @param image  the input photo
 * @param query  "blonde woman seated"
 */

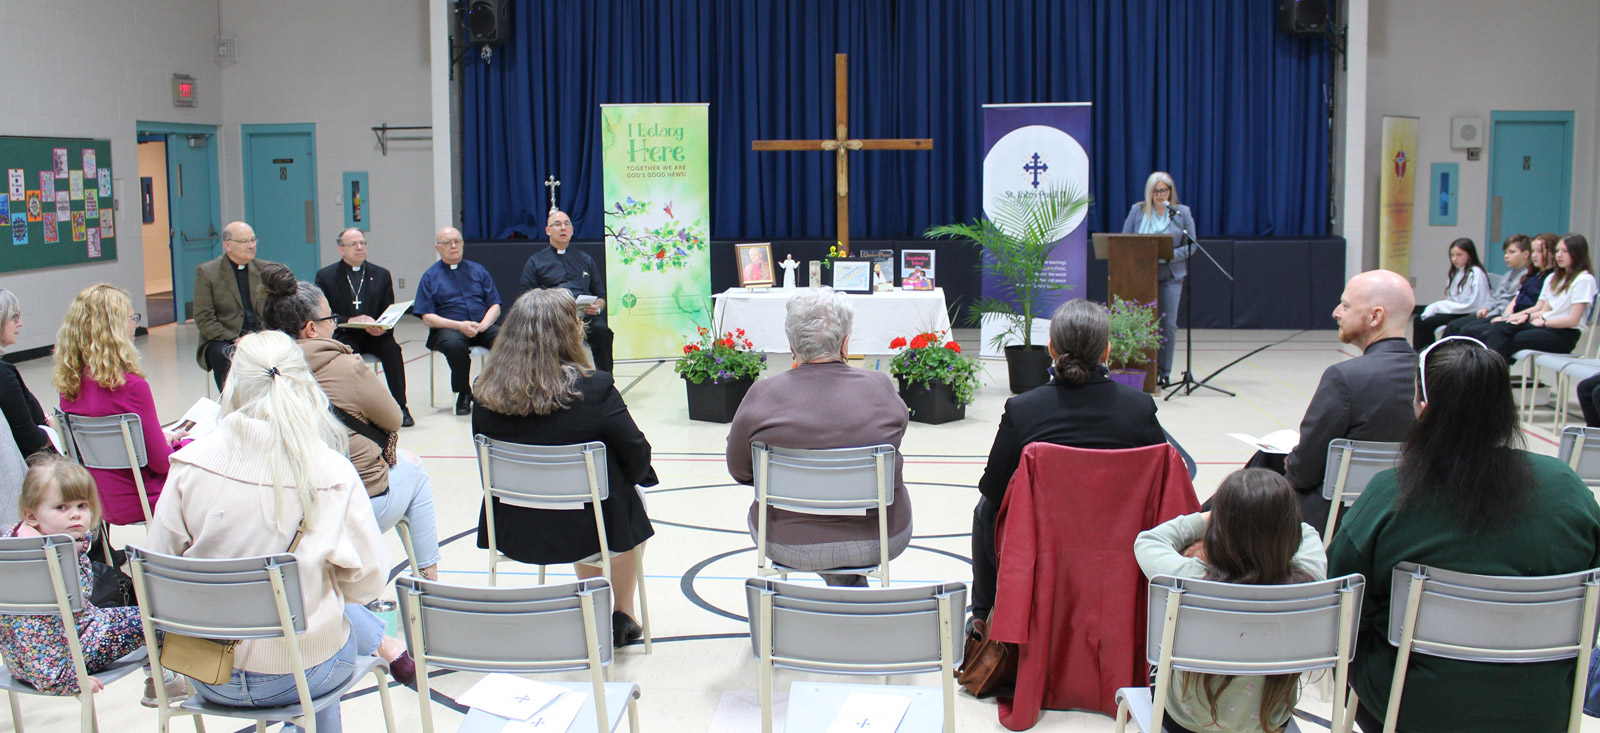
xmin=146 ymin=332 xmax=411 ymax=732
xmin=472 ymin=289 xmax=658 ymax=648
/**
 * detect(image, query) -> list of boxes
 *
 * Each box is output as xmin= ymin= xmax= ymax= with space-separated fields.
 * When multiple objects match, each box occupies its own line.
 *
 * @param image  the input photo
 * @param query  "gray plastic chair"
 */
xmin=0 ymin=534 xmax=151 ymax=733
xmin=744 ymin=577 xmax=965 ymax=733
xmin=1341 ymin=563 xmax=1600 ymax=733
xmin=1319 ymin=439 xmax=1402 ymax=544
xmin=396 ymin=575 xmax=639 ymax=733
xmin=751 ymin=442 xmax=896 ymax=586
xmin=54 ymin=410 xmax=156 ymax=565
xmin=1558 ymin=426 xmax=1600 ymax=493
xmin=428 ymin=344 xmax=489 ymax=407
xmin=126 ymin=545 xmax=397 ymax=733
xmin=1519 ymin=294 xmax=1600 ymax=424
xmin=474 ymin=435 xmax=651 ymax=652
xmin=1113 ymin=574 xmax=1366 ymax=733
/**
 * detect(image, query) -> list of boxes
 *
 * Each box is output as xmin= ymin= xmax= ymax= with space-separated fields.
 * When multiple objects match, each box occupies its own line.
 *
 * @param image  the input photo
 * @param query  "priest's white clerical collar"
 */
xmin=235 ymin=264 xmax=246 ymax=271
xmin=556 ymin=248 xmax=567 ymax=255
xmin=350 ymin=265 xmax=362 ymax=272
xmin=448 ymin=263 xmax=458 ymax=270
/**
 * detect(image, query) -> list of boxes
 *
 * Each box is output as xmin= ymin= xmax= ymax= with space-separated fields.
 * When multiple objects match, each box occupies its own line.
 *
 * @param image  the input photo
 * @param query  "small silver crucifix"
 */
xmin=544 ymin=175 xmax=561 ymax=212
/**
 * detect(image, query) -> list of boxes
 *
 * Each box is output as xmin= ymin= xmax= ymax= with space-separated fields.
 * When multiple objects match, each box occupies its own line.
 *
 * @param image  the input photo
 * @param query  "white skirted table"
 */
xmin=711 ymin=287 xmax=952 ymax=355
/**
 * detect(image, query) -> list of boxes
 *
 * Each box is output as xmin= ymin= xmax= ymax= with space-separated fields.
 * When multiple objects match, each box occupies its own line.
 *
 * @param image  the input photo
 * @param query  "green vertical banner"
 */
xmin=601 ymin=104 xmax=712 ymax=360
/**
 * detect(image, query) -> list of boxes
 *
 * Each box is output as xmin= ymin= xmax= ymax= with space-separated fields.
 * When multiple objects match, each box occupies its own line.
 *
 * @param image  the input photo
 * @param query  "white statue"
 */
xmin=779 ymin=254 xmax=800 ymax=290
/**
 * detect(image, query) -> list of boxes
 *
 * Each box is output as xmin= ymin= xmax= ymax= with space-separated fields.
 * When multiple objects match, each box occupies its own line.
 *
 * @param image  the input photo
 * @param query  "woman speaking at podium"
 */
xmin=1121 ymin=171 xmax=1197 ymax=387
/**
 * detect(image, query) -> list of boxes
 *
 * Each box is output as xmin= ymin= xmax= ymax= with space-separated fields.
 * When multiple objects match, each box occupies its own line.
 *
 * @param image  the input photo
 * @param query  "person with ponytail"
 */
xmin=258 ymin=262 xmax=441 ymax=581
xmin=1483 ymin=233 xmax=1597 ymax=360
xmin=1328 ymin=338 xmax=1600 ymax=732
xmin=969 ymin=298 xmax=1170 ymax=622
xmin=145 ymin=331 xmax=411 ymax=731
xmin=1134 ymin=468 xmax=1326 ymax=733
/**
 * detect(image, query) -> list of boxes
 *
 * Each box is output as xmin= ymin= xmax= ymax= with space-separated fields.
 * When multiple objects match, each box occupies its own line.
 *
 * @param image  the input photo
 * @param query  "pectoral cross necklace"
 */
xmin=347 ymin=269 xmax=366 ymax=310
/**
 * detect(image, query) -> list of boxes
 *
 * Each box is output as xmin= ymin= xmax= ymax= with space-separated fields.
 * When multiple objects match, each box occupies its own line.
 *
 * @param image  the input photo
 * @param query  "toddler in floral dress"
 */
xmin=0 ymin=456 xmax=177 ymax=702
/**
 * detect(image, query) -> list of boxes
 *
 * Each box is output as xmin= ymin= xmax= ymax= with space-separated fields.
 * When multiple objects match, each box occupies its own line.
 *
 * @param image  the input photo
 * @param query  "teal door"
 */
xmin=163 ymin=130 xmax=221 ymax=320
xmin=1486 ymin=111 xmax=1572 ymax=272
xmin=242 ymin=125 xmax=319 ymax=278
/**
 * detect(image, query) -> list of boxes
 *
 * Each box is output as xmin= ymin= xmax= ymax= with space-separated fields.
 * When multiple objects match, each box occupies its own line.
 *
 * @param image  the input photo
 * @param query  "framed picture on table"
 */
xmin=735 ymin=242 xmax=775 ymax=288
xmin=830 ymin=258 xmax=873 ymax=294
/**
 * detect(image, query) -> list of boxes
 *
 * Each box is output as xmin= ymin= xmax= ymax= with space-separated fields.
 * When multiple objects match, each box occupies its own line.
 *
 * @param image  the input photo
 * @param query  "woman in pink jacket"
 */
xmin=53 ymin=284 xmax=184 ymax=525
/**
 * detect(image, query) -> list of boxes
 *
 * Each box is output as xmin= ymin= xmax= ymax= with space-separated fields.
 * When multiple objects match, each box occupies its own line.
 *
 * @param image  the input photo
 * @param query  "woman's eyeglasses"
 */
xmin=129 ymin=313 xmax=143 ymax=326
xmin=1417 ymin=335 xmax=1488 ymax=403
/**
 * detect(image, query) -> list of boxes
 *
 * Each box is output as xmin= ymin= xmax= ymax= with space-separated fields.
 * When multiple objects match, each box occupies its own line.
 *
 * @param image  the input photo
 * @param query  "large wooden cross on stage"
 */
xmin=751 ymin=53 xmax=932 ymax=256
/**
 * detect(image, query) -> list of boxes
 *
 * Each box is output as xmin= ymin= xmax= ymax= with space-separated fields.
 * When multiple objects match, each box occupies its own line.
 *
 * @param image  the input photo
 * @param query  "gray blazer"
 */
xmin=1120 ymin=202 xmax=1197 ymax=282
xmin=1282 ymin=337 xmax=1418 ymax=490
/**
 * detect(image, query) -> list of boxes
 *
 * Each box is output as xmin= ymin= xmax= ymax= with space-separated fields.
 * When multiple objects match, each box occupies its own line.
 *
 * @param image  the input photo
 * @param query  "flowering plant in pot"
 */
xmin=889 ymin=331 xmax=982 ymax=424
xmin=1106 ymin=296 xmax=1162 ymax=389
xmin=674 ymin=326 xmax=768 ymax=422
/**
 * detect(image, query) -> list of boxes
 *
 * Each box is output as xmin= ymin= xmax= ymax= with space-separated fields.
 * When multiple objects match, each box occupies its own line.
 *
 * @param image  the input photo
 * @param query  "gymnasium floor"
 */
xmin=5 ymin=320 xmax=1579 ymax=732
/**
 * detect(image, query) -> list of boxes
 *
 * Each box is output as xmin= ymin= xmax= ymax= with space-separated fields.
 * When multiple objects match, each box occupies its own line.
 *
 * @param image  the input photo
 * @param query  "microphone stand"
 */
xmin=1164 ymin=212 xmax=1237 ymax=400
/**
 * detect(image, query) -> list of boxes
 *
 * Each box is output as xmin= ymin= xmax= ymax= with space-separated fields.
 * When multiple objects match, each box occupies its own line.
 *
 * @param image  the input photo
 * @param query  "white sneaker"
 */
xmin=141 ymin=674 xmax=189 ymax=708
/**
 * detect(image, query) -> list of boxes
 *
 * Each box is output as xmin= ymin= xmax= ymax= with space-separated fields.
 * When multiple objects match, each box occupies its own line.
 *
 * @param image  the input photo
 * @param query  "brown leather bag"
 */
xmin=955 ymin=614 xmax=1017 ymax=698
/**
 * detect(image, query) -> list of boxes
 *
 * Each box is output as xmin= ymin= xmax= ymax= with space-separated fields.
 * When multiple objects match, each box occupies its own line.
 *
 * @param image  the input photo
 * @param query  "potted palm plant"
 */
xmin=674 ymin=326 xmax=768 ymax=422
xmin=1106 ymin=296 xmax=1162 ymax=390
xmin=925 ymin=183 xmax=1090 ymax=394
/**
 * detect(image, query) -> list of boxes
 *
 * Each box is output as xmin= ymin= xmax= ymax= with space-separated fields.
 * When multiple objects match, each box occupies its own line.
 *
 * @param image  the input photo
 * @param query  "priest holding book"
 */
xmin=316 ymin=227 xmax=413 ymax=427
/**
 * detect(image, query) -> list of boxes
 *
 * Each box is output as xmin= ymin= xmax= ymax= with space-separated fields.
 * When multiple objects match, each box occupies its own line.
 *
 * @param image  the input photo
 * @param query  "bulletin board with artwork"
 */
xmin=0 ymin=136 xmax=117 ymax=273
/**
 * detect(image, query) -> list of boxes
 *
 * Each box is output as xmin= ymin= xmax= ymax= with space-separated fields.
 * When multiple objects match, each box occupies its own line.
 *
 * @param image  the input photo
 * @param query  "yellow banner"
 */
xmin=1379 ymin=116 xmax=1419 ymax=276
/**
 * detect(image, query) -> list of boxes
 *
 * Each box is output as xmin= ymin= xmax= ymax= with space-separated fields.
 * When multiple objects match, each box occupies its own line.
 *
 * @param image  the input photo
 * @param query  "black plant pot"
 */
xmin=684 ymin=376 xmax=755 ymax=423
xmin=897 ymin=379 xmax=966 ymax=425
xmin=1004 ymin=345 xmax=1052 ymax=394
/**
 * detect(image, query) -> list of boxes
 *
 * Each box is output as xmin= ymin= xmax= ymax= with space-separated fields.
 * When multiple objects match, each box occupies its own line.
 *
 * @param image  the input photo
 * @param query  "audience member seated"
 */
xmin=260 ymin=263 xmax=441 ymax=581
xmin=315 ymin=228 xmax=413 ymax=427
xmin=0 ymin=288 xmax=55 ymax=458
xmin=1242 ymin=269 xmax=1416 ymax=533
xmin=193 ymin=221 xmax=273 ymax=391
xmin=1451 ymin=232 xmax=1555 ymax=340
xmin=520 ymin=208 xmax=614 ymax=372
xmin=53 ymin=284 xmax=182 ymax=525
xmin=416 ymin=226 xmax=501 ymax=415
xmin=0 ymin=417 xmax=23 ymax=516
xmin=472 ymin=289 xmax=656 ymax=647
xmin=725 ymin=289 xmax=912 ymax=588
xmin=146 ymin=332 xmax=413 ymax=732
xmin=1133 ymin=468 xmax=1327 ymax=733
xmin=971 ymin=298 xmax=1167 ymax=621
xmin=1327 ymin=338 xmax=1600 ymax=732
xmin=1412 ymin=237 xmax=1491 ymax=351
xmin=1442 ymin=234 xmax=1536 ymax=339
xmin=1484 ymin=233 xmax=1596 ymax=361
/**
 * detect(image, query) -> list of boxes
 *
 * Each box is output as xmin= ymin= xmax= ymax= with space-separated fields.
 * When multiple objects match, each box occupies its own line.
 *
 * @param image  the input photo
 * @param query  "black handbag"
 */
xmin=88 ymin=560 xmax=135 ymax=608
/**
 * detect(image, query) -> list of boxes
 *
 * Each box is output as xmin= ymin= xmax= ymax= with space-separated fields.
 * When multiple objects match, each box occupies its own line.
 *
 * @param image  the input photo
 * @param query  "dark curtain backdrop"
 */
xmin=461 ymin=0 xmax=1331 ymax=243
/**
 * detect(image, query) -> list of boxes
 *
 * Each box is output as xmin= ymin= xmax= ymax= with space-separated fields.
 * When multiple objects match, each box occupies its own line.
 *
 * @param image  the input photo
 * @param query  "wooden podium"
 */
xmin=1092 ymin=233 xmax=1175 ymax=393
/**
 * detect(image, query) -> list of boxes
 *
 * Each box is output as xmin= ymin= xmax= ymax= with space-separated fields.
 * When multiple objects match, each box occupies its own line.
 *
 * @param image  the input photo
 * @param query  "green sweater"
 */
xmin=1326 ymin=452 xmax=1600 ymax=732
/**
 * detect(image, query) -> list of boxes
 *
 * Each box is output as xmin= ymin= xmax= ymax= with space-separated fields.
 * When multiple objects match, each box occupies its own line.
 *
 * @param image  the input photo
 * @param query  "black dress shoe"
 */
xmin=612 ymin=610 xmax=643 ymax=648
xmin=400 ymin=408 xmax=415 ymax=428
xmin=454 ymin=393 xmax=471 ymax=416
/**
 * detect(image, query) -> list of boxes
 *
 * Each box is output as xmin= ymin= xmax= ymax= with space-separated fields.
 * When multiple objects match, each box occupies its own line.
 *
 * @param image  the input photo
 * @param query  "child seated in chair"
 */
xmin=1133 ymin=468 xmax=1328 ymax=733
xmin=0 ymin=455 xmax=184 ymax=704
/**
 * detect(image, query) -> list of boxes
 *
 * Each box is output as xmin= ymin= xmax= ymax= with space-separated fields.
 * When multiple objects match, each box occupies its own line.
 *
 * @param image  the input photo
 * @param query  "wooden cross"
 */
xmin=751 ymin=53 xmax=932 ymax=256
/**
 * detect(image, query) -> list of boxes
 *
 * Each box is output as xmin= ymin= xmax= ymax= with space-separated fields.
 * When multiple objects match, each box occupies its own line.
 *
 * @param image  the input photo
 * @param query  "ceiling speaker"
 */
xmin=1279 ymin=0 xmax=1332 ymax=36
xmin=466 ymin=0 xmax=510 ymax=47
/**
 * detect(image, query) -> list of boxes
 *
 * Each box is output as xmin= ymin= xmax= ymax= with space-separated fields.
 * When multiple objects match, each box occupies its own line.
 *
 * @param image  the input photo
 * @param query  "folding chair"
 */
xmin=1559 ymin=426 xmax=1600 ymax=497
xmin=1113 ymin=574 xmax=1366 ymax=733
xmin=429 ymin=345 xmax=489 ymax=408
xmin=1319 ymin=439 xmax=1402 ymax=544
xmin=1519 ymin=294 xmax=1600 ymax=424
xmin=126 ymin=545 xmax=398 ymax=733
xmin=474 ymin=435 xmax=651 ymax=652
xmin=745 ymin=577 xmax=963 ymax=733
xmin=360 ymin=352 xmax=382 ymax=373
xmin=1555 ymin=360 xmax=1600 ymax=432
xmin=0 ymin=534 xmax=151 ymax=733
xmin=751 ymin=442 xmax=896 ymax=586
xmin=53 ymin=410 xmax=155 ymax=565
xmin=396 ymin=575 xmax=639 ymax=733
xmin=1342 ymin=563 xmax=1600 ymax=733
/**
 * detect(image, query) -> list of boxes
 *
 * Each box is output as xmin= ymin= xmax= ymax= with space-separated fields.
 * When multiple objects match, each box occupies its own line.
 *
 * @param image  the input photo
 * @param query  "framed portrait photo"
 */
xmin=830 ymin=258 xmax=873 ymax=294
xmin=736 ymin=242 xmax=776 ymax=288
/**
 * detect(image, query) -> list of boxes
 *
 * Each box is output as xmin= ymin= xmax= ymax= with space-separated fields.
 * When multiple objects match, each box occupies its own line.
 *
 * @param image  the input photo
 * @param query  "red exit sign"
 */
xmin=172 ymin=74 xmax=197 ymax=108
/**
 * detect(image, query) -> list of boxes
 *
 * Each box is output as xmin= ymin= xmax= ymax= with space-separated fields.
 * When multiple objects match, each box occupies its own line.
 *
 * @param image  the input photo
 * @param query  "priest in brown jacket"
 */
xmin=725 ymin=289 xmax=913 ymax=586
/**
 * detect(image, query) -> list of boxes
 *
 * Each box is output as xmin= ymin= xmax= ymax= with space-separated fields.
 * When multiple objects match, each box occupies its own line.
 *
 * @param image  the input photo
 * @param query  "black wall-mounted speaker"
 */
xmin=1279 ymin=0 xmax=1332 ymax=36
xmin=466 ymin=0 xmax=511 ymax=46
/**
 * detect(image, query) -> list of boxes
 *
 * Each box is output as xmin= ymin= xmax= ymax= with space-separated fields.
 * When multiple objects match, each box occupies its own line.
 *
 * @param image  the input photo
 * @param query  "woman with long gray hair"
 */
xmin=472 ymin=288 xmax=658 ymax=648
xmin=0 ymin=288 xmax=54 ymax=458
xmin=725 ymin=288 xmax=914 ymax=587
xmin=970 ymin=298 xmax=1169 ymax=622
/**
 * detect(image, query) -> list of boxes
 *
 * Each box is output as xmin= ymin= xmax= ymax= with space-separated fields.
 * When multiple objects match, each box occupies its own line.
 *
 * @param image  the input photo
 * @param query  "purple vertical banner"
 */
xmin=978 ymin=103 xmax=1092 ymax=356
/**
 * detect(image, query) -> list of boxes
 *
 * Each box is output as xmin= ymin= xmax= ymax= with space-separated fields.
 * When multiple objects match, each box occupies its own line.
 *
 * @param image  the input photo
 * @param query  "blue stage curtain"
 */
xmin=461 ymin=0 xmax=1330 ymax=242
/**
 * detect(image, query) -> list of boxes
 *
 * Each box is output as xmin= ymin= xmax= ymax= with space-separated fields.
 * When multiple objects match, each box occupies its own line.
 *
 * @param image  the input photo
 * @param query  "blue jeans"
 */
xmin=370 ymin=457 xmax=441 ymax=569
xmin=192 ymin=604 xmax=384 ymax=732
xmin=1585 ymin=647 xmax=1600 ymax=717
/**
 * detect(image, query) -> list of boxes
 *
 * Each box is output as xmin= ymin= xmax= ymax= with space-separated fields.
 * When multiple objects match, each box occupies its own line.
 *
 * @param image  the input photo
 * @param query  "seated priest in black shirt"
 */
xmin=315 ymin=227 xmax=412 ymax=427
xmin=193 ymin=221 xmax=274 ymax=390
xmin=416 ymin=226 xmax=502 ymax=415
xmin=519 ymin=208 xmax=614 ymax=372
